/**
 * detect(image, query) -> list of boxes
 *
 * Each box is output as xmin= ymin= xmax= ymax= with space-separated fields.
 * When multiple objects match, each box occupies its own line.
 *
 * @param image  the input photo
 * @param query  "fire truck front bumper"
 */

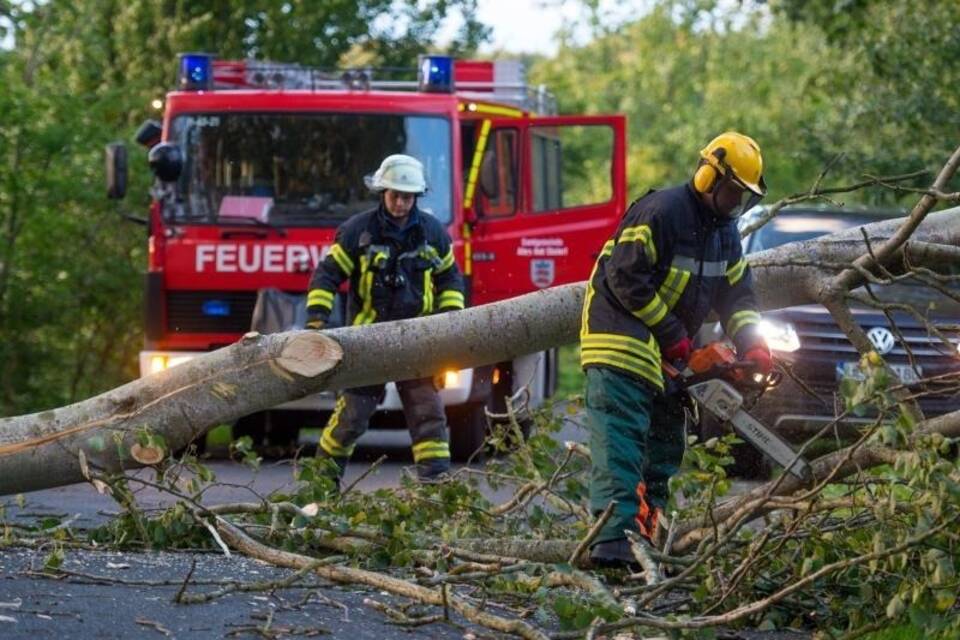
xmin=139 ymin=350 xmax=475 ymax=411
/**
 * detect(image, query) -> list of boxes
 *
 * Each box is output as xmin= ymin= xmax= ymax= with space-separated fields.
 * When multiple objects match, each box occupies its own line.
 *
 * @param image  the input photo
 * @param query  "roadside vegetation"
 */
xmin=5 ymin=352 xmax=958 ymax=638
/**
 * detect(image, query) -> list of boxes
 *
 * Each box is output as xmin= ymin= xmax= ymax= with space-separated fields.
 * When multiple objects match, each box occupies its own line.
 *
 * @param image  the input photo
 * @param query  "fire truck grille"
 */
xmin=166 ymin=291 xmax=258 ymax=334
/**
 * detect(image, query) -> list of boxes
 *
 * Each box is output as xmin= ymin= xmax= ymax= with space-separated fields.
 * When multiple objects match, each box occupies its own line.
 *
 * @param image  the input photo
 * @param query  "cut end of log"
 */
xmin=130 ymin=443 xmax=165 ymax=465
xmin=276 ymin=332 xmax=344 ymax=378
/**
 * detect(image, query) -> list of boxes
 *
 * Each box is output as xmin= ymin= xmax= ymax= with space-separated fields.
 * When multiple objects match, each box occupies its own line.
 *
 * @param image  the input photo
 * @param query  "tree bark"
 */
xmin=1 ymin=208 xmax=958 ymax=496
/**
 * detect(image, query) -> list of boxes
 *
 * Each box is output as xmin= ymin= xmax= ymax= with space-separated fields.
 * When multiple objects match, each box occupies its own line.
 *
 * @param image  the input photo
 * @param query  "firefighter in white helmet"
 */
xmin=305 ymin=154 xmax=465 ymax=482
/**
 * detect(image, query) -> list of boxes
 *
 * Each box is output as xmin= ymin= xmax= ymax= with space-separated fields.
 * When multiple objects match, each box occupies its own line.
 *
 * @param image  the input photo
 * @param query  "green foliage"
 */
xmin=530 ymin=0 xmax=952 ymax=205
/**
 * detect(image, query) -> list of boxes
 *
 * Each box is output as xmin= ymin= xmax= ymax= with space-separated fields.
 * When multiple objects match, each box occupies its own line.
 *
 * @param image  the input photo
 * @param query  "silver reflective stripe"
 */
xmin=671 ymin=255 xmax=728 ymax=277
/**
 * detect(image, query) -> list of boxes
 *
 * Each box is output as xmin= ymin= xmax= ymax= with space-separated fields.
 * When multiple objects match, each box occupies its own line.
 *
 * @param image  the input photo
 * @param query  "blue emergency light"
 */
xmin=418 ymin=55 xmax=454 ymax=93
xmin=178 ymin=53 xmax=213 ymax=91
xmin=202 ymin=299 xmax=230 ymax=317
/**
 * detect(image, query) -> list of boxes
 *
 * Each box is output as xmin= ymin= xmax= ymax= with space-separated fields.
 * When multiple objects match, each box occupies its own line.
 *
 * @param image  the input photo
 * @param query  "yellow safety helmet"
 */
xmin=692 ymin=132 xmax=766 ymax=215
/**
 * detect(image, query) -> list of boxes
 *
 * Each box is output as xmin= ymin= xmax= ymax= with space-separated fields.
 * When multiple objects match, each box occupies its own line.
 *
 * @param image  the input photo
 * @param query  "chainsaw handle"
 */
xmin=661 ymin=361 xmax=682 ymax=379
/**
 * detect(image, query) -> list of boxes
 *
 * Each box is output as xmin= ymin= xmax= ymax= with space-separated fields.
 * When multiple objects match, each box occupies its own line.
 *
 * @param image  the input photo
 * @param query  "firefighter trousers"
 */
xmin=318 ymin=377 xmax=451 ymax=474
xmin=585 ymin=366 xmax=687 ymax=544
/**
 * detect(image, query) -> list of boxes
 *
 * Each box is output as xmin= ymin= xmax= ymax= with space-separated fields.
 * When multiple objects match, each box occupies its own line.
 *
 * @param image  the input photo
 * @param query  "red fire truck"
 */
xmin=106 ymin=53 xmax=626 ymax=459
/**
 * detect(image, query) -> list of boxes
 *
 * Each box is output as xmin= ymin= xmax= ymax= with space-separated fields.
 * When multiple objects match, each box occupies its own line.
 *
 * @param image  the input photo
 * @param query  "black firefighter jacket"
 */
xmin=306 ymin=205 xmax=465 ymax=326
xmin=580 ymin=183 xmax=764 ymax=391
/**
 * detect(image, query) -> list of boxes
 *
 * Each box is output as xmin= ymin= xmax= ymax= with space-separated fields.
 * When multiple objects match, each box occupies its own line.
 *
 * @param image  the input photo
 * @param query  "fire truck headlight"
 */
xmin=758 ymin=320 xmax=801 ymax=353
xmin=149 ymin=355 xmax=168 ymax=374
xmin=149 ymin=354 xmax=194 ymax=374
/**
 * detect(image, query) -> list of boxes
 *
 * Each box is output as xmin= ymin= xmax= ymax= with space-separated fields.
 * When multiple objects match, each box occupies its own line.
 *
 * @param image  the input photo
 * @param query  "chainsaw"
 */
xmin=663 ymin=342 xmax=812 ymax=481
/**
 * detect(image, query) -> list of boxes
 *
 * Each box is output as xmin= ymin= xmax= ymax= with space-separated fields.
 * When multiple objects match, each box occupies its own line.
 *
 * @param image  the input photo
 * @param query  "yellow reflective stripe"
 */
xmin=601 ymin=239 xmax=615 ymax=257
xmin=581 ymin=336 xmax=660 ymax=362
xmin=307 ymin=289 xmax=335 ymax=310
xmin=421 ymin=269 xmax=434 ymax=315
xmin=458 ymin=102 xmax=523 ymax=118
xmin=581 ymin=350 xmax=664 ymax=390
xmin=437 ymin=247 xmax=456 ymax=273
xmin=462 ymin=222 xmax=473 ymax=276
xmin=726 ymin=310 xmax=761 ymax=337
xmin=463 ymin=119 xmax=492 ymax=208
xmin=579 ymin=256 xmax=604 ymax=338
xmin=352 ymin=255 xmax=377 ymax=325
xmin=631 ymin=294 xmax=669 ymax=326
xmin=727 ymin=258 xmax=747 ymax=286
xmin=329 ymin=243 xmax=355 ymax=276
xmin=437 ymin=290 xmax=465 ymax=309
xmin=320 ymin=429 xmax=353 ymax=457
xmin=658 ymin=267 xmax=691 ymax=310
xmin=412 ymin=440 xmax=451 ymax=462
xmin=618 ymin=225 xmax=657 ymax=264
xmin=320 ymin=397 xmax=355 ymax=457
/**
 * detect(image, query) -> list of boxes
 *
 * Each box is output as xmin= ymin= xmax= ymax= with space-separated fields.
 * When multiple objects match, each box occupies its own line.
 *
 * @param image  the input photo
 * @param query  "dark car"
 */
xmin=699 ymin=206 xmax=960 ymax=476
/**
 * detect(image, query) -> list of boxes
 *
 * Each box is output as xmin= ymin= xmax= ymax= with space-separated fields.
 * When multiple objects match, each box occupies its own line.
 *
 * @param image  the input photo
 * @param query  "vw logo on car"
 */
xmin=866 ymin=326 xmax=896 ymax=355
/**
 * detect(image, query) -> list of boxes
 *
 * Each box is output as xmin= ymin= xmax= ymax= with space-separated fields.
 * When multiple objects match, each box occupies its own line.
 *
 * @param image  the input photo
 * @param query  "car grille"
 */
xmin=793 ymin=315 xmax=959 ymax=363
xmin=166 ymin=291 xmax=258 ymax=334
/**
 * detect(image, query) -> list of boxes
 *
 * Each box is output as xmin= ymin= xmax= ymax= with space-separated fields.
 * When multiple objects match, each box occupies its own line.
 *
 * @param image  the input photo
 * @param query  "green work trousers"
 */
xmin=585 ymin=366 xmax=687 ymax=543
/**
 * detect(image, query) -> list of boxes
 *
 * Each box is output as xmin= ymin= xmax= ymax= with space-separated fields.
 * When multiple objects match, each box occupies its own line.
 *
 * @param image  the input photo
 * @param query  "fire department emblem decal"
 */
xmin=530 ymin=259 xmax=555 ymax=288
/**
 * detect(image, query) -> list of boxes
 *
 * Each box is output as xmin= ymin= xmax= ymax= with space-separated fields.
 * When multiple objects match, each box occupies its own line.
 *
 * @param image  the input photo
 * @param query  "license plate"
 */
xmin=836 ymin=361 xmax=921 ymax=384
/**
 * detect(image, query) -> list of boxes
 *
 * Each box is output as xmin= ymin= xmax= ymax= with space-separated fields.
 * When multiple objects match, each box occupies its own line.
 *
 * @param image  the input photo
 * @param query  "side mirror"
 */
xmin=135 ymin=120 xmax=163 ymax=148
xmin=148 ymin=142 xmax=183 ymax=183
xmin=105 ymin=142 xmax=128 ymax=200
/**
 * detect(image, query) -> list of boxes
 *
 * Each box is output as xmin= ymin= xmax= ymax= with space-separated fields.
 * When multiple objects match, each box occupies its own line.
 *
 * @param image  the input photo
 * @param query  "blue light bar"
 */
xmin=202 ymin=300 xmax=230 ymax=317
xmin=418 ymin=55 xmax=454 ymax=93
xmin=178 ymin=53 xmax=213 ymax=91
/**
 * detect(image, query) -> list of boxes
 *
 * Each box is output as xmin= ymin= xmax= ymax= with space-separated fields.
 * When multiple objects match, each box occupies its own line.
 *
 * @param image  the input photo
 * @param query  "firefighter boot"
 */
xmin=398 ymin=378 xmax=452 ymax=483
xmin=416 ymin=457 xmax=451 ymax=482
xmin=589 ymin=538 xmax=640 ymax=571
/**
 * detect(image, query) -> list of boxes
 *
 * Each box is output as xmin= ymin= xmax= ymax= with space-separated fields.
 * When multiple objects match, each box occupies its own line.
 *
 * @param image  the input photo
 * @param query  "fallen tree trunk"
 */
xmin=1 ymin=208 xmax=958 ymax=495
xmin=0 ymin=285 xmax=582 ymax=495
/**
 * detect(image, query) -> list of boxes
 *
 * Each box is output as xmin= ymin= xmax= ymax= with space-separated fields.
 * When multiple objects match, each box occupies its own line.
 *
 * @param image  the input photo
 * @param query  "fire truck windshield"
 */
xmin=167 ymin=113 xmax=452 ymax=226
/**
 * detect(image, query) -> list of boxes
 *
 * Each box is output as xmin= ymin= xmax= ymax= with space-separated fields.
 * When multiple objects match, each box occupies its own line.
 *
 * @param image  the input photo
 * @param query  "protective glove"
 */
xmin=743 ymin=343 xmax=773 ymax=376
xmin=305 ymin=318 xmax=326 ymax=330
xmin=662 ymin=336 xmax=693 ymax=364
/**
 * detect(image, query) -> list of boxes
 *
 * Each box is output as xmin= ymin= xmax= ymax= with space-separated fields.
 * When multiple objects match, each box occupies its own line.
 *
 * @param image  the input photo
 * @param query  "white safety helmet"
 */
xmin=364 ymin=154 xmax=427 ymax=194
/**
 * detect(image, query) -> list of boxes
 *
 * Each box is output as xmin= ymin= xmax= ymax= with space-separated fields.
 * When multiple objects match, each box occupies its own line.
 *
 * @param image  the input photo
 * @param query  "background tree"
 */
xmin=529 ymin=0 xmax=956 ymax=204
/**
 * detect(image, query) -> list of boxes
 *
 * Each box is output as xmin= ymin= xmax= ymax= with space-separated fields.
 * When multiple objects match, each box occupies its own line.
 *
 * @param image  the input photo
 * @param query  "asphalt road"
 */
xmin=0 ymin=410 xmax=809 ymax=639
xmin=0 ymin=413 xmax=590 ymax=639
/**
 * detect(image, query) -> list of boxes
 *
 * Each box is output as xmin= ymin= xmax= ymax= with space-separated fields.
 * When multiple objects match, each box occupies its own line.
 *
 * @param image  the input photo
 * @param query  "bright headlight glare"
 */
xmin=149 ymin=355 xmax=168 ymax=374
xmin=444 ymin=370 xmax=460 ymax=388
xmin=149 ymin=354 xmax=194 ymax=374
xmin=758 ymin=319 xmax=801 ymax=353
xmin=168 ymin=355 xmax=194 ymax=369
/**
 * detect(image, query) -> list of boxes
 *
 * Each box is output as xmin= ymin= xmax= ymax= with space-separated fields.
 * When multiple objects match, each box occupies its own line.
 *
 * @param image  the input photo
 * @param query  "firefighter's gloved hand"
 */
xmin=662 ymin=336 xmax=693 ymax=365
xmin=305 ymin=318 xmax=326 ymax=331
xmin=743 ymin=344 xmax=773 ymax=375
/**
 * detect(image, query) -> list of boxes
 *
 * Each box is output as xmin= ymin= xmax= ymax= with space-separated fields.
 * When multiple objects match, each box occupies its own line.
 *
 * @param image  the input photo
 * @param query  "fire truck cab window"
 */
xmin=531 ymin=125 xmax=613 ymax=213
xmin=477 ymin=128 xmax=517 ymax=218
xmin=168 ymin=113 xmax=452 ymax=226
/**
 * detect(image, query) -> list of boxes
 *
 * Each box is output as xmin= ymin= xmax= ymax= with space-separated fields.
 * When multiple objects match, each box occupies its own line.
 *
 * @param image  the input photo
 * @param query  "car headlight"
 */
xmin=758 ymin=319 xmax=801 ymax=353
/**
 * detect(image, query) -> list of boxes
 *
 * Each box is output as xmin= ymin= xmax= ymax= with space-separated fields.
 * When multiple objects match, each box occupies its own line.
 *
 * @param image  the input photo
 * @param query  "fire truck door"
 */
xmin=466 ymin=115 xmax=626 ymax=306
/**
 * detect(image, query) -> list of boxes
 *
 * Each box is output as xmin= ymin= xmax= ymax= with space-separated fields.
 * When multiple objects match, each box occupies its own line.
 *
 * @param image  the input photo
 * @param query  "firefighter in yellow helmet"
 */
xmin=304 ymin=154 xmax=465 ymax=482
xmin=581 ymin=132 xmax=772 ymax=566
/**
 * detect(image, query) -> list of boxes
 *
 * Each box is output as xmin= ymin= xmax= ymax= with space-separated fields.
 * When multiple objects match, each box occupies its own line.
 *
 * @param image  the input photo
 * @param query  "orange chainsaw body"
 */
xmin=687 ymin=342 xmax=738 ymax=375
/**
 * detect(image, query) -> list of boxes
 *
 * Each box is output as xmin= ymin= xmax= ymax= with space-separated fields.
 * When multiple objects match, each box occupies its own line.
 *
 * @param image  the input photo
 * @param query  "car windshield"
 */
xmin=746 ymin=213 xmax=884 ymax=252
xmin=747 ymin=211 xmax=960 ymax=304
xmin=166 ymin=113 xmax=452 ymax=226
